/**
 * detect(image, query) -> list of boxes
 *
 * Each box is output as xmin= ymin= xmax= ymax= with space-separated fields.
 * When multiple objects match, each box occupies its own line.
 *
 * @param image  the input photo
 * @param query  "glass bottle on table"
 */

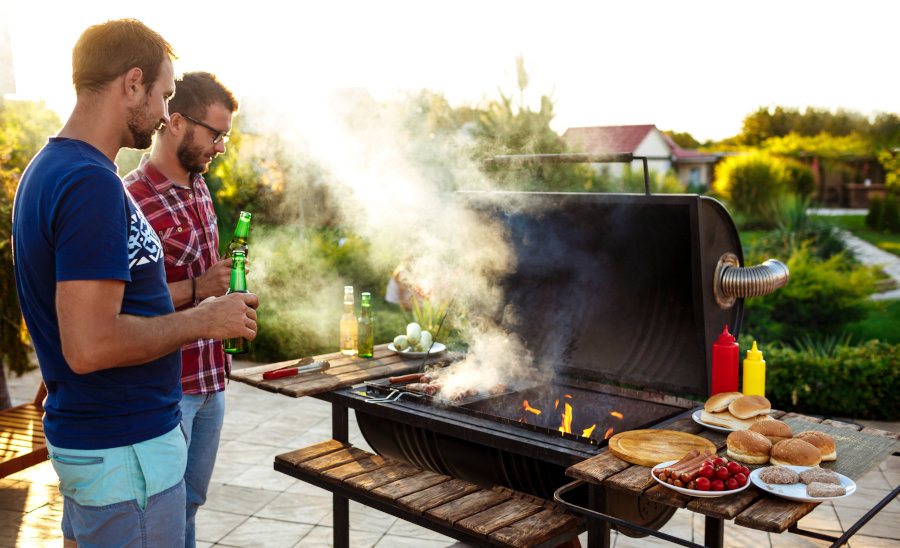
xmin=340 ymin=286 xmax=357 ymax=356
xmin=226 ymin=211 xmax=251 ymax=258
xmin=224 ymin=251 xmax=249 ymax=354
xmin=357 ymin=292 xmax=374 ymax=358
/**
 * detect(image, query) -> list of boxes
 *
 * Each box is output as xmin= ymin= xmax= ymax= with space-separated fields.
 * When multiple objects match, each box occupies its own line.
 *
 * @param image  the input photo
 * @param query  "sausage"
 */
xmin=405 ymin=383 xmax=438 ymax=395
xmin=419 ymin=374 xmax=433 ymax=383
xmin=677 ymin=451 xmax=714 ymax=483
xmin=663 ymin=449 xmax=700 ymax=476
xmin=680 ymin=462 xmax=707 ymax=484
xmin=665 ymin=450 xmax=709 ymax=478
xmin=389 ymin=373 xmax=422 ymax=384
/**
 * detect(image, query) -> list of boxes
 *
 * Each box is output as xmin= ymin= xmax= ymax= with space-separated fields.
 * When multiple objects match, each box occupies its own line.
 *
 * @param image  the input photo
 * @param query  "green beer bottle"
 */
xmin=224 ymin=251 xmax=249 ymax=355
xmin=357 ymin=292 xmax=374 ymax=358
xmin=226 ymin=211 xmax=251 ymax=258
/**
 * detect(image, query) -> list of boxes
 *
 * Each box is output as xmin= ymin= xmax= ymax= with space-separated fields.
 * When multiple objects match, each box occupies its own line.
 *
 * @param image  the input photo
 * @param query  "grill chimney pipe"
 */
xmin=714 ymin=252 xmax=790 ymax=309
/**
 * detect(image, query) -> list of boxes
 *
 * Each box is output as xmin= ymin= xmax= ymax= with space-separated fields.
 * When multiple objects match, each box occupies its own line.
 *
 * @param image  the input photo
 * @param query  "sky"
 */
xmin=2 ymin=0 xmax=900 ymax=143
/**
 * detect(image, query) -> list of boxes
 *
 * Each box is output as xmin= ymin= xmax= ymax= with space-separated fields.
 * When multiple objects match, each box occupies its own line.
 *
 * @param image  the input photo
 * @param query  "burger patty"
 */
xmin=799 ymin=468 xmax=841 ymax=485
xmin=758 ymin=466 xmax=799 ymax=485
xmin=806 ymin=481 xmax=846 ymax=497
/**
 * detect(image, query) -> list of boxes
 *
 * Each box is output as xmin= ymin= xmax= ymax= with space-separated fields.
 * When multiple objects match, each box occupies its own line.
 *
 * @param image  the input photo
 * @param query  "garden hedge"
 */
xmin=764 ymin=341 xmax=899 ymax=421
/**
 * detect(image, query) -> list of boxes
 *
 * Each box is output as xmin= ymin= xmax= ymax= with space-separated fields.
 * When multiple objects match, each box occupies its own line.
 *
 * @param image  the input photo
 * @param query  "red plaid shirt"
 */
xmin=124 ymin=155 xmax=230 ymax=394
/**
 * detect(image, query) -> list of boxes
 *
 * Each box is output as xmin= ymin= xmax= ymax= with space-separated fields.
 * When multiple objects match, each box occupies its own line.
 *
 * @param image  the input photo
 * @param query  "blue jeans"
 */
xmin=180 ymin=391 xmax=225 ymax=548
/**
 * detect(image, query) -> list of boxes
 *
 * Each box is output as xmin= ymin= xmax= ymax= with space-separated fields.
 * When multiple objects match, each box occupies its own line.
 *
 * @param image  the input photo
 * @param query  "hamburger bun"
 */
xmin=794 ymin=431 xmax=837 ymax=461
xmin=704 ymin=392 xmax=743 ymax=413
xmin=728 ymin=395 xmax=772 ymax=419
xmin=769 ymin=438 xmax=822 ymax=467
xmin=749 ymin=419 xmax=793 ymax=444
xmin=726 ymin=430 xmax=773 ymax=464
xmin=701 ymin=410 xmax=773 ymax=430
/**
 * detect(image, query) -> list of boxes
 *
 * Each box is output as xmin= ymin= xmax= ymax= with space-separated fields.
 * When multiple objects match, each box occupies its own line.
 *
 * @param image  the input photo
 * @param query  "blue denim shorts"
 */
xmin=47 ymin=425 xmax=188 ymax=546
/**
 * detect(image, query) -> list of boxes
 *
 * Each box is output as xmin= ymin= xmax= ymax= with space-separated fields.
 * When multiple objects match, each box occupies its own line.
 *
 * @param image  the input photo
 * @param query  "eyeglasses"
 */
xmin=181 ymin=114 xmax=230 ymax=144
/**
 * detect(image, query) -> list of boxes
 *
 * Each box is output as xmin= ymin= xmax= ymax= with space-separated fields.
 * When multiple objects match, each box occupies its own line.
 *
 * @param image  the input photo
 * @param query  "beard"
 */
xmin=126 ymin=97 xmax=159 ymax=150
xmin=176 ymin=127 xmax=213 ymax=175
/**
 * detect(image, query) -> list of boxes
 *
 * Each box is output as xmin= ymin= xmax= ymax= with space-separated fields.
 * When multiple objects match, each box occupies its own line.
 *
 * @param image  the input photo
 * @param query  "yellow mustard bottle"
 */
xmin=742 ymin=341 xmax=766 ymax=396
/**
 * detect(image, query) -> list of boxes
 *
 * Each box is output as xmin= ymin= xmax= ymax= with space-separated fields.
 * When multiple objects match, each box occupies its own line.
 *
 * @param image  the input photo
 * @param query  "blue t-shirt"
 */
xmin=13 ymin=138 xmax=182 ymax=450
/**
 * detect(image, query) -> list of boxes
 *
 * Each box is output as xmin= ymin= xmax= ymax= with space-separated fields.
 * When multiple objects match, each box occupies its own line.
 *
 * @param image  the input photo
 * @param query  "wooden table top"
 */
xmin=229 ymin=343 xmax=456 ymax=398
xmin=565 ymin=411 xmax=900 ymax=534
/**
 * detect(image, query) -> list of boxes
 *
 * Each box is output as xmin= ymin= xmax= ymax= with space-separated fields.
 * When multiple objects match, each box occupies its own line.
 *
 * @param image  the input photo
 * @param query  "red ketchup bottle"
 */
xmin=711 ymin=325 xmax=739 ymax=395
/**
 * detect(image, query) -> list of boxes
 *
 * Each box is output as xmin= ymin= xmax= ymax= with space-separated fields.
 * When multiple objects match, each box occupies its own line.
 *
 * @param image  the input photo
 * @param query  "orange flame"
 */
xmin=521 ymin=400 xmax=541 ymax=415
xmin=554 ymin=398 xmax=559 ymax=410
xmin=558 ymin=403 xmax=573 ymax=434
xmin=582 ymin=424 xmax=596 ymax=437
xmin=610 ymin=411 xmax=623 ymax=419
xmin=604 ymin=427 xmax=614 ymax=439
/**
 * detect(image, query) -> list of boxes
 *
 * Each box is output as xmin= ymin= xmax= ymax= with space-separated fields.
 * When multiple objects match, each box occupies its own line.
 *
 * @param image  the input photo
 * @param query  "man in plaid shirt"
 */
xmin=125 ymin=71 xmax=239 ymax=548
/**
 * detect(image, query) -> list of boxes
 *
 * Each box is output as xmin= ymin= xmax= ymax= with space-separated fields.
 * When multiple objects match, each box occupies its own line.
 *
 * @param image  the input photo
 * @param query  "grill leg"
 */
xmin=332 ymin=403 xmax=350 ymax=548
xmin=334 ymin=493 xmax=349 ymax=548
xmin=704 ymin=516 xmax=724 ymax=548
xmin=332 ymin=403 xmax=348 ymax=442
xmin=587 ymin=484 xmax=611 ymax=548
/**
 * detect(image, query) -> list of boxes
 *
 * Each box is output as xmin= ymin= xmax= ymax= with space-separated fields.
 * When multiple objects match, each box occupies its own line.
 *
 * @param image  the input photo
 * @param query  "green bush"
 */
xmin=713 ymin=150 xmax=788 ymax=218
xmin=247 ymin=224 xmax=392 ymax=362
xmin=783 ymin=160 xmax=816 ymax=197
xmin=865 ymin=196 xmax=883 ymax=229
xmin=867 ymin=195 xmax=900 ymax=233
xmin=764 ymin=341 xmax=899 ymax=420
xmin=743 ymin=246 xmax=875 ymax=343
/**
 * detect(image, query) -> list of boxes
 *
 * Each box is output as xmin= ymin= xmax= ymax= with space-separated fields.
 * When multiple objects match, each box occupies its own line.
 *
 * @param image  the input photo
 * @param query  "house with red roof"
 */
xmin=562 ymin=125 xmax=719 ymax=190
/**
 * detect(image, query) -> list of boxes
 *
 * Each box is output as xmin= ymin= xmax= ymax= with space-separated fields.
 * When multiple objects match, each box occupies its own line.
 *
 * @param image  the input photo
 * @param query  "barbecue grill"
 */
xmin=320 ymin=165 xmax=790 ymax=536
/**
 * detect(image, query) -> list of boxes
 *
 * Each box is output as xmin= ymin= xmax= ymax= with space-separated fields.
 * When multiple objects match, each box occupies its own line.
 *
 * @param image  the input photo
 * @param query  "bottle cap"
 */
xmin=717 ymin=325 xmax=736 ymax=344
xmin=746 ymin=341 xmax=764 ymax=362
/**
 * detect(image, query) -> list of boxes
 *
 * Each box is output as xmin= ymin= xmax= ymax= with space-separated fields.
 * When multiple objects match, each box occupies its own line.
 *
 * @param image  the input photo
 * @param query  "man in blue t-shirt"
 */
xmin=11 ymin=19 xmax=259 ymax=548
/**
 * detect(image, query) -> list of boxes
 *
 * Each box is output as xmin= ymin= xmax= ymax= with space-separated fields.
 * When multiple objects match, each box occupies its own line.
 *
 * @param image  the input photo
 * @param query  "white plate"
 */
xmin=651 ymin=460 xmax=752 ymax=498
xmin=388 ymin=342 xmax=446 ymax=357
xmin=749 ymin=466 xmax=856 ymax=502
xmin=691 ymin=409 xmax=736 ymax=433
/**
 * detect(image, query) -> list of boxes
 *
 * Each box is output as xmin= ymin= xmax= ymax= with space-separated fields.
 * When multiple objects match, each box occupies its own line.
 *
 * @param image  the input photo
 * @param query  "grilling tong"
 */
xmin=262 ymin=357 xmax=330 ymax=379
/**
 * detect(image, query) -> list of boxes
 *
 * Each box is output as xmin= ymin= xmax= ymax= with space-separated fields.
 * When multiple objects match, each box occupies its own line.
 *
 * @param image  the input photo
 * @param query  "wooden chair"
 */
xmin=0 ymin=382 xmax=48 ymax=478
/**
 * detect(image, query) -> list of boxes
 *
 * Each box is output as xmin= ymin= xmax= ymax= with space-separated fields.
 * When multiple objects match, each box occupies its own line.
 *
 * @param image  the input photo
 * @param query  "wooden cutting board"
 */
xmin=608 ymin=429 xmax=716 ymax=467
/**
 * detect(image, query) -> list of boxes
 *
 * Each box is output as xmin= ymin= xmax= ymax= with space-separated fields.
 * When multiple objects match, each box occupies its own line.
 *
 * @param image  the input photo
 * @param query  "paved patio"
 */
xmin=1 ymin=361 xmax=899 ymax=547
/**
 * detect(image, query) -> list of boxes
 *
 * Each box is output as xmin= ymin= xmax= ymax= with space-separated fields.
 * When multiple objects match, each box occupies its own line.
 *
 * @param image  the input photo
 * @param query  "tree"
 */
xmin=664 ymin=130 xmax=701 ymax=150
xmin=473 ymin=56 xmax=598 ymax=192
xmin=0 ymin=99 xmax=60 ymax=409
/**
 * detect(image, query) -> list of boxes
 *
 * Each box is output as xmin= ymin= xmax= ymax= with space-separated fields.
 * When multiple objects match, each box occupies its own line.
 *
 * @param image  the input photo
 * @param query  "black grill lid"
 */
xmin=461 ymin=191 xmax=743 ymax=398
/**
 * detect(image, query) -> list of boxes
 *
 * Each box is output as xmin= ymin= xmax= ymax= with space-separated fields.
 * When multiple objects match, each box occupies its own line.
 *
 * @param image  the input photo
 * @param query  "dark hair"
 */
xmin=72 ymin=19 xmax=176 ymax=94
xmin=168 ymin=71 xmax=239 ymax=119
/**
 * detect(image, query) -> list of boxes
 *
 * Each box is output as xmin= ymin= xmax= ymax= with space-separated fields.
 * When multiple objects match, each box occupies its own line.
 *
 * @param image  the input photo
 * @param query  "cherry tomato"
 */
xmin=735 ymin=472 xmax=748 ymax=487
xmin=740 ymin=466 xmax=750 ymax=476
xmin=711 ymin=479 xmax=725 ymax=491
xmin=713 ymin=457 xmax=727 ymax=467
xmin=699 ymin=465 xmax=715 ymax=479
xmin=726 ymin=461 xmax=741 ymax=474
xmin=695 ymin=477 xmax=711 ymax=491
xmin=726 ymin=477 xmax=738 ymax=490
xmin=716 ymin=467 xmax=730 ymax=480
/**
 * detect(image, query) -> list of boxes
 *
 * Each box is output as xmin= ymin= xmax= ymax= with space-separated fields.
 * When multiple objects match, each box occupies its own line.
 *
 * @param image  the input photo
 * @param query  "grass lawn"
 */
xmin=817 ymin=214 xmax=900 ymax=254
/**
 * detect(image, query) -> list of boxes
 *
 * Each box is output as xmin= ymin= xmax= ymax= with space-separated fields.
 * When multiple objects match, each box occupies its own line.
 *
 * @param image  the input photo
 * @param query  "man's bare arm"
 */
xmin=57 ymin=279 xmax=257 ymax=374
